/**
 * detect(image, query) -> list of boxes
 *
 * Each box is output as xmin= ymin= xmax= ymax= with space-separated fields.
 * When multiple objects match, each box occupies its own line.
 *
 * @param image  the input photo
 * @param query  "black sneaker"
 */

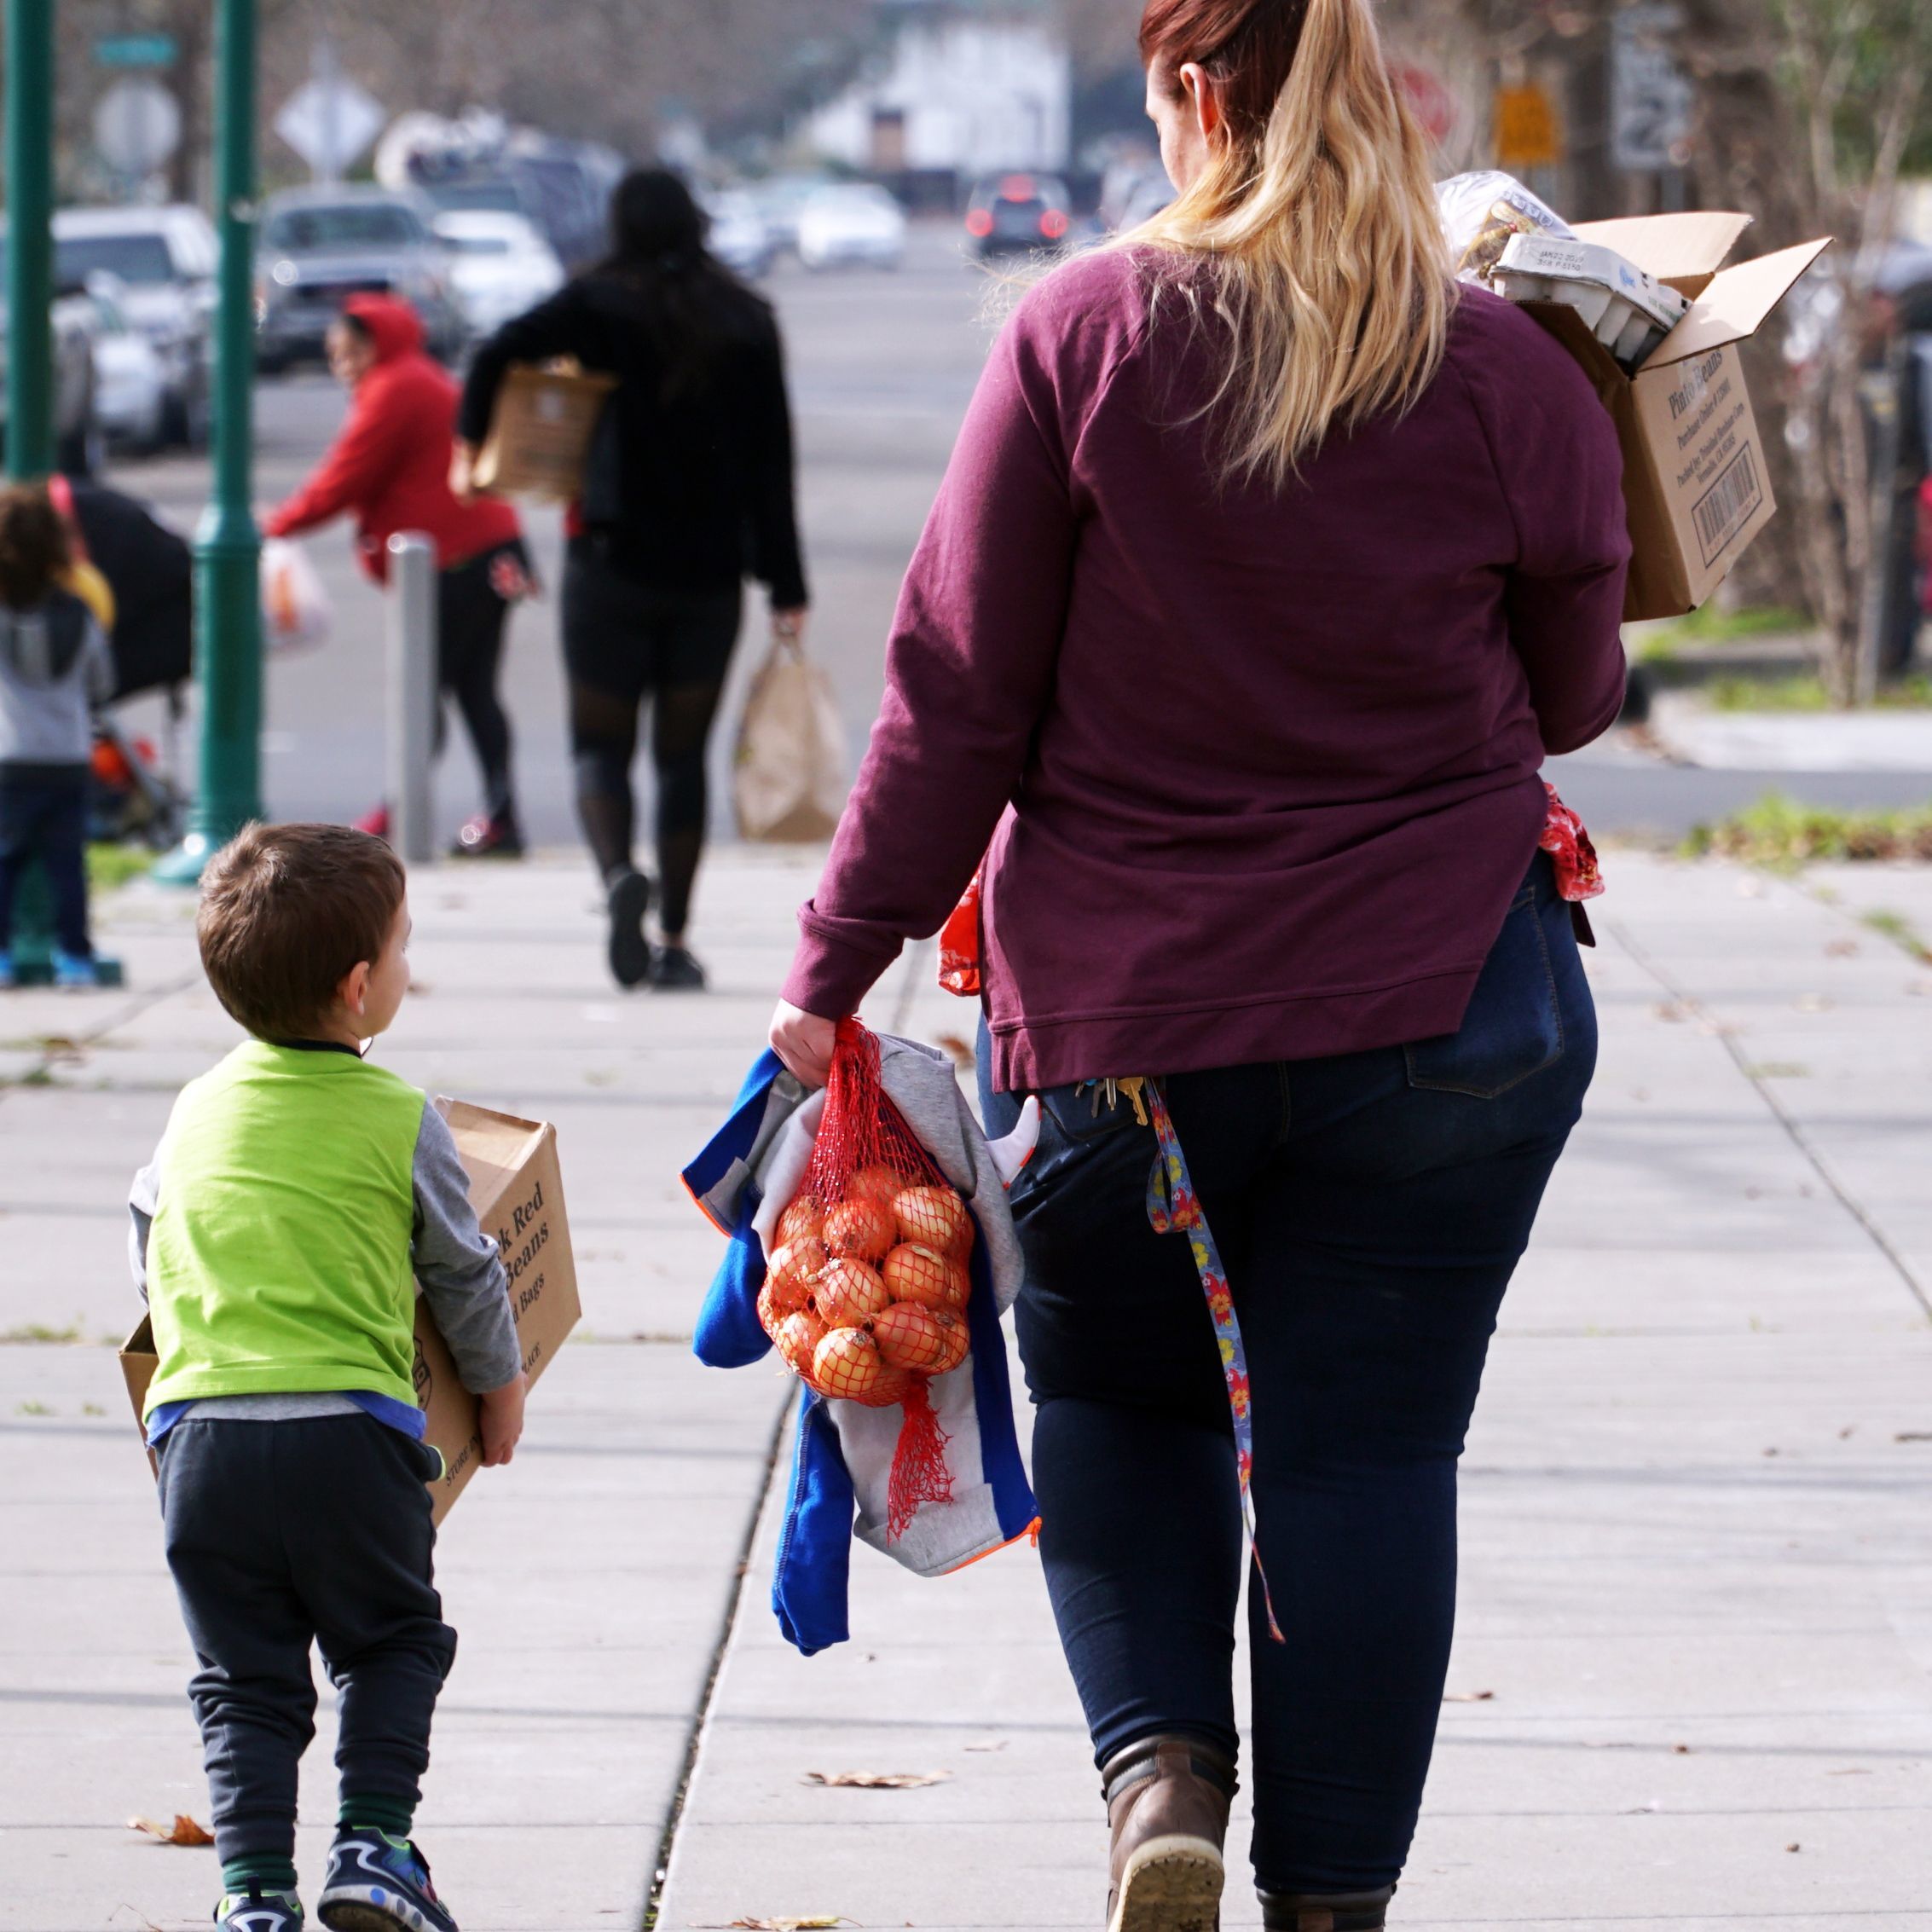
xmin=318 ymin=1826 xmax=459 ymax=1932
xmin=650 ymin=943 xmax=708 ymax=992
xmin=605 ymin=869 xmax=653 ymax=988
xmin=215 ymin=1884 xmax=304 ymax=1931
xmin=448 ymin=813 xmax=524 ymax=859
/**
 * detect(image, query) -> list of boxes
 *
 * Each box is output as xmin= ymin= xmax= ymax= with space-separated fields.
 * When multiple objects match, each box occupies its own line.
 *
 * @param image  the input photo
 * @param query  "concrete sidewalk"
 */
xmin=3 ymin=849 xmax=1929 ymax=1931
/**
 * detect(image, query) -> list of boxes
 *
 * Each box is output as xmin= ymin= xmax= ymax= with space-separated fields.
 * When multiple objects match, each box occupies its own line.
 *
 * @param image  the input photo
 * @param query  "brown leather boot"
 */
xmin=1257 ymin=1886 xmax=1396 ymax=1930
xmin=1101 ymin=1735 xmax=1237 ymax=1932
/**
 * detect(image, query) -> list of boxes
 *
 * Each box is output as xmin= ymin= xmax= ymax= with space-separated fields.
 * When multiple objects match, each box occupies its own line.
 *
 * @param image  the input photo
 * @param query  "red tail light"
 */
xmin=1040 ymin=209 xmax=1069 ymax=240
xmin=965 ymin=208 xmax=994 ymax=238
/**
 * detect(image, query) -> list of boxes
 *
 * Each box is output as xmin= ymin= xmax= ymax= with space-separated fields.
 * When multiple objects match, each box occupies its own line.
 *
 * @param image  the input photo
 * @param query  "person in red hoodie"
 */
xmin=265 ymin=293 xmax=533 ymax=857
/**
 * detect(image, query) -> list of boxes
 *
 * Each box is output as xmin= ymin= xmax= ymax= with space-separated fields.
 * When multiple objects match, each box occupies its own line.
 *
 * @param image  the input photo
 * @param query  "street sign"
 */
xmin=1494 ymin=84 xmax=1563 ymax=169
xmin=93 ymin=78 xmax=182 ymax=178
xmin=1392 ymin=63 xmax=1459 ymax=146
xmin=95 ymin=33 xmax=177 ymax=68
xmin=274 ymin=77 xmax=385 ymax=180
xmin=1611 ymin=4 xmax=1694 ymax=171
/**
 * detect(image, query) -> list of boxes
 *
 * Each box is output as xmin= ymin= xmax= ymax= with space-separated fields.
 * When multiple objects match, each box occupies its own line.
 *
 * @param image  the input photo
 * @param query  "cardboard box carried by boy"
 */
xmin=122 ymin=1098 xmax=578 ymax=1524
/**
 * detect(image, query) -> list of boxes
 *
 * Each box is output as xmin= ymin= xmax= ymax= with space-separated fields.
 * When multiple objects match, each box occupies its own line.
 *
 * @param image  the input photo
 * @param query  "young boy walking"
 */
xmin=0 ymin=481 xmax=115 ymax=987
xmin=130 ymin=822 xmax=526 ymax=1932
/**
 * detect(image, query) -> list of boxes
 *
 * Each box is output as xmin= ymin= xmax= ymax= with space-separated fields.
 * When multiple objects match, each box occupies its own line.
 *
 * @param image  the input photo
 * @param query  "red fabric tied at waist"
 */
xmin=938 ymin=784 xmax=1603 ymax=1001
xmin=937 ymin=867 xmax=984 ymax=998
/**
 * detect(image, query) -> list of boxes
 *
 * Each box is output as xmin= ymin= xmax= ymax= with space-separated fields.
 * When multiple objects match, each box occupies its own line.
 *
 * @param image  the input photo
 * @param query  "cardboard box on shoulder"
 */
xmin=119 ymin=1100 xmax=579 ymax=1524
xmin=471 ymin=360 xmax=617 ymax=501
xmin=1516 ymin=211 xmax=1831 ymax=621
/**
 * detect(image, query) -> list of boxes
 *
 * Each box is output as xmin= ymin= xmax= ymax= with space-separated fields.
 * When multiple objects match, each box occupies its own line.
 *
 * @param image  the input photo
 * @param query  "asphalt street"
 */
xmin=101 ymin=220 xmax=1929 ymax=870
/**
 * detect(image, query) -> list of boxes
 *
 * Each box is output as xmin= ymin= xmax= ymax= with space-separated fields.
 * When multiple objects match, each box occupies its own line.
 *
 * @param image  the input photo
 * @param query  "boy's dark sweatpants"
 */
xmin=157 ymin=1414 xmax=454 ymax=1866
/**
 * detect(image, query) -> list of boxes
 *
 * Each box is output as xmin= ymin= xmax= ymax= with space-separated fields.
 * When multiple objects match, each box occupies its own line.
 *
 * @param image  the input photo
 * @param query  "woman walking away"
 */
xmin=266 ymin=293 xmax=534 ymax=858
xmin=455 ymin=167 xmax=809 ymax=992
xmin=0 ymin=483 xmax=115 ymax=987
xmin=767 ymin=2 xmax=1628 ymax=1927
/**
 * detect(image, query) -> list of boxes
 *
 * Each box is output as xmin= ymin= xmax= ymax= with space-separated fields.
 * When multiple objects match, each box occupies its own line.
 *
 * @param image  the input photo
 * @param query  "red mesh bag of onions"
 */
xmin=758 ymin=1018 xmax=973 ymax=1539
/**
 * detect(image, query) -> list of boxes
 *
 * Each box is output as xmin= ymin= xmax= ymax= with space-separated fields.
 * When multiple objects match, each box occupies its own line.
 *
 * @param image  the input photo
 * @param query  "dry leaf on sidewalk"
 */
xmin=802 ymin=1770 xmax=952 ymax=1790
xmin=128 ymin=1813 xmax=214 ymax=1846
xmin=1441 ymin=1690 xmax=1494 ymax=1703
xmin=718 ymin=1918 xmax=855 ymax=1930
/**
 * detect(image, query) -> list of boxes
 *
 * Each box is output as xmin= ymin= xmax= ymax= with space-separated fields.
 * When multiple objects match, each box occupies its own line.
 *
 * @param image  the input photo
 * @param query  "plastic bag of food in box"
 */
xmin=1436 ymin=170 xmax=1573 ymax=281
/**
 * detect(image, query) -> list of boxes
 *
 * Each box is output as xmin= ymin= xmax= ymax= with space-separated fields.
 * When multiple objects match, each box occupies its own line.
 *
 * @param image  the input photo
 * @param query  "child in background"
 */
xmin=130 ymin=823 xmax=527 ymax=1932
xmin=0 ymin=482 xmax=114 ymax=986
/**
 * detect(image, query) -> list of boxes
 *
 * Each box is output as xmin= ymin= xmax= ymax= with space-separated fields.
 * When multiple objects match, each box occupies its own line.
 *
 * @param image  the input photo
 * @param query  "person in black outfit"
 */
xmin=455 ymin=168 xmax=810 ymax=990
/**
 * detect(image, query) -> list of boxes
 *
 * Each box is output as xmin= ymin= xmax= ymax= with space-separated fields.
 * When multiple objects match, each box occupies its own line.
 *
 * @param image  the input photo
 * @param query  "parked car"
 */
xmin=749 ymin=173 xmax=837 ymax=258
xmin=84 ymin=275 xmax=168 ymax=452
xmin=0 ymin=238 xmax=101 ymax=473
xmin=701 ymin=189 xmax=776 ymax=279
xmin=255 ymin=186 xmax=464 ymax=371
xmin=432 ymin=211 xmax=564 ymax=336
xmin=412 ymin=139 xmax=616 ymax=275
xmin=53 ymin=204 xmax=213 ymax=446
xmin=796 ymin=184 xmax=907 ymax=272
xmin=963 ymin=174 xmax=1073 ymax=259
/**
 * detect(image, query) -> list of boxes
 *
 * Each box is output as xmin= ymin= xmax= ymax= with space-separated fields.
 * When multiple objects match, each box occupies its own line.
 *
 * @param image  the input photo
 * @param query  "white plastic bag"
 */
xmin=733 ymin=636 xmax=848 ymax=842
xmin=1436 ymin=171 xmax=1573 ymax=281
xmin=260 ymin=537 xmax=333 ymax=655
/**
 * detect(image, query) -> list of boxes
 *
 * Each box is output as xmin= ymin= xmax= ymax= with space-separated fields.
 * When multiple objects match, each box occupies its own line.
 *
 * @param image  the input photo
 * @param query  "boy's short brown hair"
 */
xmin=198 ymin=823 xmax=406 ymax=1040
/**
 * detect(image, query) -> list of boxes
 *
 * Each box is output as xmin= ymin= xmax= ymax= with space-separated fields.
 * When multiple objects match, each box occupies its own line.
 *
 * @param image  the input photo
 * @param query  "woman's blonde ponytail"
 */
xmin=1124 ymin=0 xmax=1454 ymax=489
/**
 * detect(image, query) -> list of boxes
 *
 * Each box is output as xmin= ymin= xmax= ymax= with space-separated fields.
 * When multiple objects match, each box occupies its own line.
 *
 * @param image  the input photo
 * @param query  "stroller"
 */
xmin=53 ymin=476 xmax=194 ymax=851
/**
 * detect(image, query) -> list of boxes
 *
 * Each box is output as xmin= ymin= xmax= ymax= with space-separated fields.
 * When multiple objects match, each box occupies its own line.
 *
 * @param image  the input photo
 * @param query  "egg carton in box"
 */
xmin=1490 ymin=232 xmax=1688 ymax=371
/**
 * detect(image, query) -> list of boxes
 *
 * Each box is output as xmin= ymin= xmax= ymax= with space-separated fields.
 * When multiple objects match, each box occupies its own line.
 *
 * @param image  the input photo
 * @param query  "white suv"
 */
xmin=54 ymin=205 xmax=215 ymax=447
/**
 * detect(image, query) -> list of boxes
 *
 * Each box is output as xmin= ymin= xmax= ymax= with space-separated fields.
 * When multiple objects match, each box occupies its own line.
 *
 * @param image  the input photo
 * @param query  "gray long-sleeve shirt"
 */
xmin=0 ymin=593 xmax=113 ymax=768
xmin=131 ymin=1093 xmax=521 ymax=1429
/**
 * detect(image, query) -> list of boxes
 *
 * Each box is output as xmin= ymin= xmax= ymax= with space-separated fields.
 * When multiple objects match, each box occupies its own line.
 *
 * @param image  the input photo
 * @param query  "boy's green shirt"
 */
xmin=143 ymin=1041 xmax=428 ymax=1415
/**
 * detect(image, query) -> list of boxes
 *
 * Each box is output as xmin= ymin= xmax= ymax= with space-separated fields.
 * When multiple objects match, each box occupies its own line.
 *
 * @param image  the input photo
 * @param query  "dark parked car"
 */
xmin=410 ymin=138 xmax=616 ymax=275
xmin=255 ymin=187 xmax=464 ymax=370
xmin=963 ymin=173 xmax=1073 ymax=259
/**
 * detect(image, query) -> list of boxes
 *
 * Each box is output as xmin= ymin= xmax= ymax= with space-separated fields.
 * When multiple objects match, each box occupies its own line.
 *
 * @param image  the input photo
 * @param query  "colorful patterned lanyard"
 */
xmin=1137 ymin=1078 xmax=1286 ymax=1645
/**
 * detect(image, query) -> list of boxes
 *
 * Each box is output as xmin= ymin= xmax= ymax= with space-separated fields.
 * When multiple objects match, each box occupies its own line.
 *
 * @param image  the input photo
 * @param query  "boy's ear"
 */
xmin=338 ymin=958 xmax=373 ymax=1018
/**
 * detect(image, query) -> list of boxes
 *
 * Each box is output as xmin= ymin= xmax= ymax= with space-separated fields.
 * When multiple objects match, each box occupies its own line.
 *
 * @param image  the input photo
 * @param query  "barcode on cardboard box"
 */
xmin=1691 ymin=445 xmax=1763 ymax=568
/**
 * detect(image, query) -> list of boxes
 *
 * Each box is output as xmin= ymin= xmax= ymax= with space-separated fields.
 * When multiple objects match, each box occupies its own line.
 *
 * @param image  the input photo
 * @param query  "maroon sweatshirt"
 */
xmin=784 ymin=249 xmax=1630 ymax=1091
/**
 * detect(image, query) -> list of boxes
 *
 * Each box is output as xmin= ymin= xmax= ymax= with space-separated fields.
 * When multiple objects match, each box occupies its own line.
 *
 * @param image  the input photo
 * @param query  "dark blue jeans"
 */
xmin=0 ymin=768 xmax=90 ymax=956
xmin=980 ymin=853 xmax=1594 ymax=1896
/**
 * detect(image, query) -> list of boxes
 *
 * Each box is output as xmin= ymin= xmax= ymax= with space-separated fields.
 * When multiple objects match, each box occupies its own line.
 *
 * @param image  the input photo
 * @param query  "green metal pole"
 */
xmin=157 ymin=0 xmax=262 ymax=882
xmin=5 ymin=0 xmax=55 ymax=479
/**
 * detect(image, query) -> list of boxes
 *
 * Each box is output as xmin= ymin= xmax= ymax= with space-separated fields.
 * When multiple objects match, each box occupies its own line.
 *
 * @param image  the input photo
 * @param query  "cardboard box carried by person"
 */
xmin=120 ymin=1101 xmax=579 ymax=1524
xmin=1514 ymin=212 xmax=1830 ymax=621
xmin=471 ymin=360 xmax=617 ymax=501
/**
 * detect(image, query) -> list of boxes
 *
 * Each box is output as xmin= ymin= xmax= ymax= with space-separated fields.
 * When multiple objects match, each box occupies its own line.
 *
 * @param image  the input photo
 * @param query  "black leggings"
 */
xmin=561 ymin=544 xmax=742 ymax=936
xmin=436 ymin=542 xmax=524 ymax=822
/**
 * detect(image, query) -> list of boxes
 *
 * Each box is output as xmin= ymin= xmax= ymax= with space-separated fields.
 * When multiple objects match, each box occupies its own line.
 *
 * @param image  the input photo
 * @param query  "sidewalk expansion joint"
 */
xmin=1605 ymin=918 xmax=1930 ymax=1323
xmin=641 ymin=1385 xmax=795 ymax=1932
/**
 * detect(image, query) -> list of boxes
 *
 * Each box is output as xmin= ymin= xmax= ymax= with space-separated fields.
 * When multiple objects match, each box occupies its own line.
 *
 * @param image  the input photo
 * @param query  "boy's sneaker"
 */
xmin=52 ymin=950 xmax=101 ymax=989
xmin=215 ymin=1884 xmax=304 ymax=1931
xmin=317 ymin=1827 xmax=459 ymax=1932
xmin=0 ymin=952 xmax=14 ymax=990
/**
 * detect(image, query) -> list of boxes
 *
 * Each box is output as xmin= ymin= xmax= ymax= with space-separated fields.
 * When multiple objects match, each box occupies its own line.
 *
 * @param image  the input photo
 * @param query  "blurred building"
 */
xmin=804 ymin=3 xmax=1071 ymax=206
